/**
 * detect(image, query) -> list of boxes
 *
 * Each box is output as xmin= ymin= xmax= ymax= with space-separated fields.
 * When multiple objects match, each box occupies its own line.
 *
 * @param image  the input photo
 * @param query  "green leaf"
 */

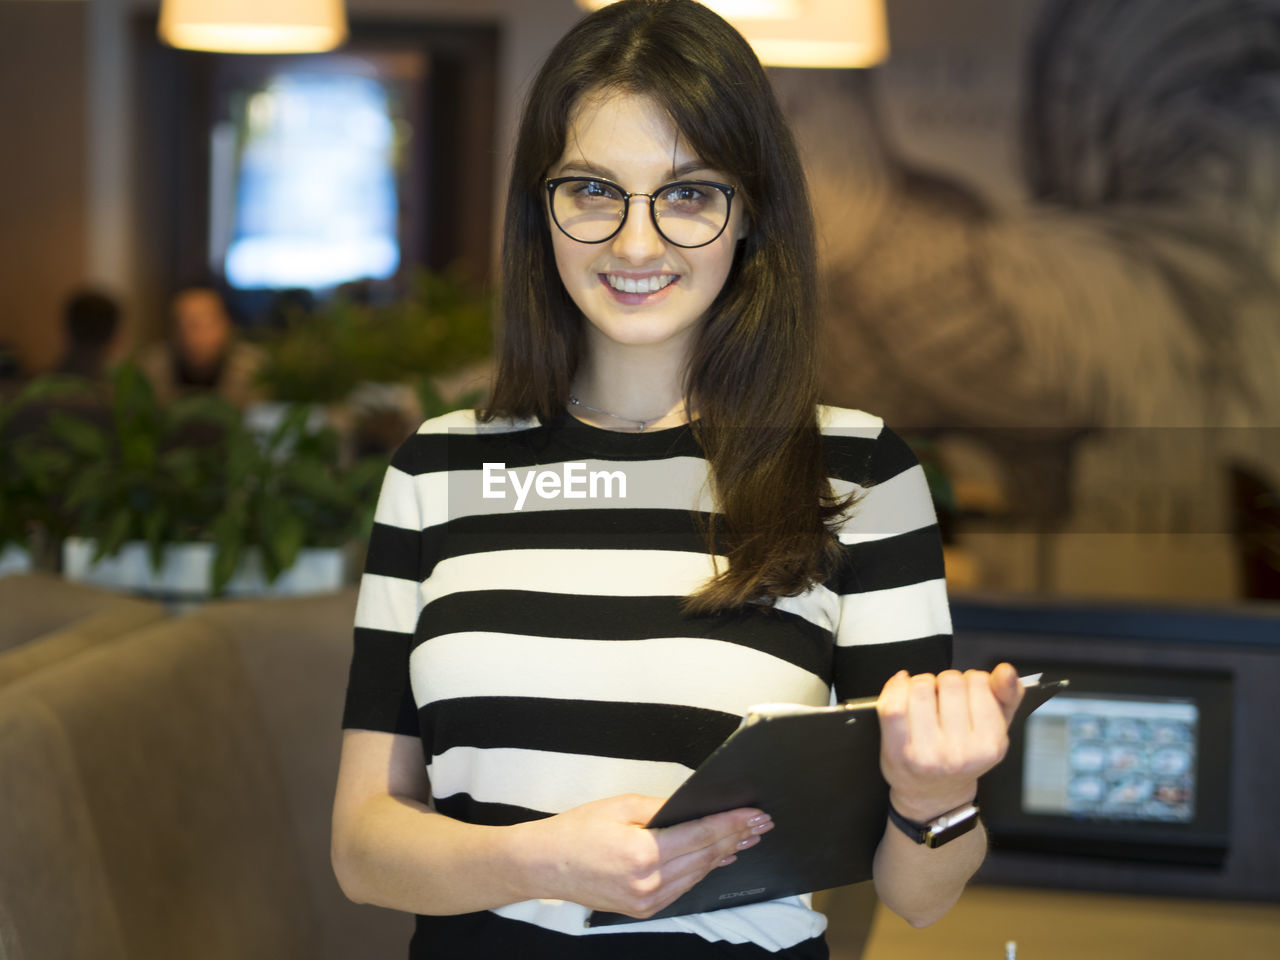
xmin=46 ymin=411 xmax=110 ymax=458
xmin=97 ymin=508 xmax=135 ymax=559
xmin=169 ymin=393 xmax=239 ymax=429
xmin=159 ymin=446 xmax=205 ymax=492
xmin=280 ymin=462 xmax=344 ymax=503
xmin=262 ymin=511 xmax=305 ymax=582
xmin=346 ymin=457 xmax=388 ymax=495
xmin=8 ymin=373 xmax=97 ymax=413
xmin=211 ymin=511 xmax=245 ymax=595
xmin=120 ymin=429 xmax=158 ymax=472
xmin=270 ymin=403 xmax=313 ymax=452
xmin=112 ymin=361 xmax=156 ymax=413
xmin=12 ymin=446 xmax=67 ymax=497
xmin=65 ymin=464 xmax=112 ymax=512
xmin=142 ymin=506 xmax=171 ymax=572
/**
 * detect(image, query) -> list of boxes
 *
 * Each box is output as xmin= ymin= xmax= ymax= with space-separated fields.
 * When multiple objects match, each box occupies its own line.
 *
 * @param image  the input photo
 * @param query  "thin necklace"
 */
xmin=567 ymin=394 xmax=677 ymax=432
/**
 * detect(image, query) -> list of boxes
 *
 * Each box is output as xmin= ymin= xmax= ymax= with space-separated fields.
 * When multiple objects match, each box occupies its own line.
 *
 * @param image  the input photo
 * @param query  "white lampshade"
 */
xmin=158 ymin=0 xmax=348 ymax=54
xmin=736 ymin=0 xmax=888 ymax=68
xmin=573 ymin=1 xmax=887 ymax=68
xmin=575 ymin=1 xmax=801 ymax=19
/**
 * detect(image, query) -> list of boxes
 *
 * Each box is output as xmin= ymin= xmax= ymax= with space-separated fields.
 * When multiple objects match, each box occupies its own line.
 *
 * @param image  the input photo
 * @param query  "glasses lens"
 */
xmin=653 ymin=182 xmax=730 ymax=247
xmin=550 ymin=179 xmax=626 ymax=243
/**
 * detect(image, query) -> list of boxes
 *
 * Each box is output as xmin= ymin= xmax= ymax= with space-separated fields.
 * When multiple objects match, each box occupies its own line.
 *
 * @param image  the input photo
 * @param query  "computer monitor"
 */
xmin=980 ymin=663 xmax=1232 ymax=866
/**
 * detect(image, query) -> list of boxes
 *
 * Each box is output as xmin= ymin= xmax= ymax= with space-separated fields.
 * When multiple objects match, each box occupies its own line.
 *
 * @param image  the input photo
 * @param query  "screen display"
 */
xmin=212 ymin=71 xmax=404 ymax=290
xmin=1022 ymin=694 xmax=1197 ymax=823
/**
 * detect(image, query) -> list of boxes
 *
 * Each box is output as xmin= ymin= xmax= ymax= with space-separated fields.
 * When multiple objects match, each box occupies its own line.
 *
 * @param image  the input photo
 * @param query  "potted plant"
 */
xmin=255 ymin=265 xmax=493 ymax=405
xmin=57 ymin=362 xmax=385 ymax=601
xmin=202 ymin=401 xmax=385 ymax=595
xmin=0 ymin=375 xmax=105 ymax=574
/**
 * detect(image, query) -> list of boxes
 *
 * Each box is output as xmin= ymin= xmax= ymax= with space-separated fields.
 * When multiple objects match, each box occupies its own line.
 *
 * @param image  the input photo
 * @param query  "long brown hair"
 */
xmin=482 ymin=0 xmax=849 ymax=612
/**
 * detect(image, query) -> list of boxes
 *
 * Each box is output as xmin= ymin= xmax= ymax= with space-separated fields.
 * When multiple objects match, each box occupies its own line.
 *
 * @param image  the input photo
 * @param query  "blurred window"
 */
xmin=212 ymin=69 xmax=404 ymax=290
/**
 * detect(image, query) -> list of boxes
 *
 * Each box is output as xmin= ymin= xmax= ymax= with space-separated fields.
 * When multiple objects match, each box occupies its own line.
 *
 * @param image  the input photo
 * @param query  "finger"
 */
xmin=664 ymin=823 xmax=764 ymax=879
xmin=988 ymin=662 xmax=1024 ymax=726
xmin=653 ymin=820 xmax=769 ymax=907
xmin=876 ymin=670 xmax=912 ymax=758
xmin=652 ymin=807 xmax=769 ymax=863
xmin=966 ymin=669 xmax=1009 ymax=746
xmin=643 ymin=819 xmax=769 ymax=916
xmin=936 ymin=669 xmax=972 ymax=742
xmin=905 ymin=673 xmax=942 ymax=767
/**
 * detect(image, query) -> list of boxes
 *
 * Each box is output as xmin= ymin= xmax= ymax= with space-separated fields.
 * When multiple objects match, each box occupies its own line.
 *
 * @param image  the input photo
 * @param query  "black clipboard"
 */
xmin=587 ymin=675 xmax=1068 ymax=926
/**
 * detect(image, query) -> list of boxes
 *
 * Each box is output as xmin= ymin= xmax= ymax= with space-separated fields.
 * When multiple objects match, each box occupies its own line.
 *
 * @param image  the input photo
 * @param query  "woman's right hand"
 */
xmin=518 ymin=793 xmax=773 ymax=919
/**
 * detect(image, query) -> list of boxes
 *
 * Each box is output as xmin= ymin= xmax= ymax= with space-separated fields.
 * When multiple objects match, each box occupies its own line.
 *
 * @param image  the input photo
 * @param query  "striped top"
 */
xmin=342 ymin=405 xmax=952 ymax=956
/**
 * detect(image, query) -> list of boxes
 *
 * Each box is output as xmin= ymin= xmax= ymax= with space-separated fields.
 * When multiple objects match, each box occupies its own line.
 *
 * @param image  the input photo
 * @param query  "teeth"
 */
xmin=606 ymin=274 xmax=675 ymax=294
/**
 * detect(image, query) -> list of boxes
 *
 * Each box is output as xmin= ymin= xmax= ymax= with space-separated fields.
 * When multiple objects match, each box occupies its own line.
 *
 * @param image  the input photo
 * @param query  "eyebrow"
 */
xmin=554 ymin=158 xmax=721 ymax=182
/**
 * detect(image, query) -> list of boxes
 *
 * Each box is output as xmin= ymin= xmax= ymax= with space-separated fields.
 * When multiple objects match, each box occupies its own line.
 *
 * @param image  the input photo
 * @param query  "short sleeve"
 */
xmin=824 ymin=419 xmax=953 ymax=701
xmin=341 ymin=440 xmax=425 ymax=735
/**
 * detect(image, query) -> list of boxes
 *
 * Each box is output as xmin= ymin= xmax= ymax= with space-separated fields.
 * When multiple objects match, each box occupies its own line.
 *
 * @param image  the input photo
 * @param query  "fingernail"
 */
xmin=747 ymin=814 xmax=771 ymax=827
xmin=751 ymin=820 xmax=774 ymax=835
xmin=737 ymin=835 xmax=761 ymax=850
xmin=719 ymin=855 xmax=737 ymax=866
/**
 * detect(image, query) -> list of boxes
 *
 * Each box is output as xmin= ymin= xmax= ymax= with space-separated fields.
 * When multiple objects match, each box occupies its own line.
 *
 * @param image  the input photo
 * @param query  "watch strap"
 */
xmin=887 ymin=803 xmax=931 ymax=844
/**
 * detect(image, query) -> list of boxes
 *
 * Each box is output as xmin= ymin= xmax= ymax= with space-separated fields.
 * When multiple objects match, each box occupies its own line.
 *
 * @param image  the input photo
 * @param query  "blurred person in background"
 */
xmin=1 ymin=288 xmax=121 ymax=440
xmin=136 ymin=280 xmax=264 ymax=409
xmin=54 ymin=288 xmax=121 ymax=380
xmin=0 ymin=342 xmax=24 ymax=399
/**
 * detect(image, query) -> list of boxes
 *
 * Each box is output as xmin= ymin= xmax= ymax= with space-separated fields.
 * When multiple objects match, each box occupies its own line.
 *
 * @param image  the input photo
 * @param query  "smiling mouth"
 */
xmin=604 ymin=274 xmax=677 ymax=295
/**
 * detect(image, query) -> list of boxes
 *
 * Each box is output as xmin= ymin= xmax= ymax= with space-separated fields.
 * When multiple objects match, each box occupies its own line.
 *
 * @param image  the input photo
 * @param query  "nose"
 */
xmin=611 ymin=195 xmax=666 ymax=264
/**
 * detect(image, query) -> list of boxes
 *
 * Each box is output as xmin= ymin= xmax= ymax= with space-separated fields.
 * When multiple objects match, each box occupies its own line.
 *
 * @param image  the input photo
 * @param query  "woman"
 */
xmin=331 ymin=2 xmax=1023 ymax=957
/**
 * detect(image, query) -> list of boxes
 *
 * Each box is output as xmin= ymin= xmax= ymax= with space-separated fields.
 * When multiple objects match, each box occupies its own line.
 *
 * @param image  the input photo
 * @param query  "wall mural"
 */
xmin=773 ymin=0 xmax=1280 ymax=597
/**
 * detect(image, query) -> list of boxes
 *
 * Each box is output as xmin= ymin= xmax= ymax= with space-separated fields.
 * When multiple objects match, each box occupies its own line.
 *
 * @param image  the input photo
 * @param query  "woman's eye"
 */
xmin=573 ymin=180 xmax=621 ymax=201
xmin=662 ymin=185 xmax=708 ymax=211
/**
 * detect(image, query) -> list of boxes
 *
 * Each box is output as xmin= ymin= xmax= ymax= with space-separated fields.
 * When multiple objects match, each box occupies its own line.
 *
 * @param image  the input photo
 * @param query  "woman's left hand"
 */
xmin=876 ymin=663 xmax=1024 ymax=822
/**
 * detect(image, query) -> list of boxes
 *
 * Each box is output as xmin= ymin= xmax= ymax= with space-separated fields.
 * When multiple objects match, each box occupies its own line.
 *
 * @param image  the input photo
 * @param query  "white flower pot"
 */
xmin=62 ymin=537 xmax=345 ymax=604
xmin=0 ymin=544 xmax=33 ymax=577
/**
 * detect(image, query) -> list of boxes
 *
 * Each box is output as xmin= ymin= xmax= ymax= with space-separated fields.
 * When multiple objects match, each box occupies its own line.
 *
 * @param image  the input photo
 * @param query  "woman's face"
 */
xmin=546 ymin=89 xmax=747 ymax=360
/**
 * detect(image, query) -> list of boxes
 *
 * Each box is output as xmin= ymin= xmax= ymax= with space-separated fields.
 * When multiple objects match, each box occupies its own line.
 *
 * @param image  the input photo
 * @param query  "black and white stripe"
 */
xmin=343 ymin=405 xmax=951 ymax=955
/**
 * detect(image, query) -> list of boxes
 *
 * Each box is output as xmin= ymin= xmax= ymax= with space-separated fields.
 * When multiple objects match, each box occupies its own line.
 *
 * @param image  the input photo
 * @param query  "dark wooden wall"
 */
xmin=0 ymin=1 xmax=89 ymax=374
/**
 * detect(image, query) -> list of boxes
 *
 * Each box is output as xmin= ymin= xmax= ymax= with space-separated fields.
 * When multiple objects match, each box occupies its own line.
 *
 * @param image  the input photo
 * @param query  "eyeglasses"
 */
xmin=545 ymin=177 xmax=737 ymax=248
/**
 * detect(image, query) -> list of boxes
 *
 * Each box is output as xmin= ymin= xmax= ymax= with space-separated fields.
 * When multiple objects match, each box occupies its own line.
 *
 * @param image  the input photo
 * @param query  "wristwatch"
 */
xmin=887 ymin=801 xmax=980 ymax=848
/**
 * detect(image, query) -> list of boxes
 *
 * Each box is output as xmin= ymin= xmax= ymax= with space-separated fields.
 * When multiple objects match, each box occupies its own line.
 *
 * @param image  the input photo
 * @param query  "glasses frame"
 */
xmin=544 ymin=176 xmax=738 ymax=249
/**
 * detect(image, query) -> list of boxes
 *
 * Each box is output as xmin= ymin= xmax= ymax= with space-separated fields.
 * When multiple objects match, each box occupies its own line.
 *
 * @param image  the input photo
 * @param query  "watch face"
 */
xmin=925 ymin=806 xmax=980 ymax=848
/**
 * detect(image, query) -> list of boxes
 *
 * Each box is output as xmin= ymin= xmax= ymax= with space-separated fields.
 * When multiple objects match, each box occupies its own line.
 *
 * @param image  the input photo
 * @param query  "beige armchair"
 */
xmin=0 ymin=588 xmax=411 ymax=960
xmin=0 ymin=573 xmax=164 ymax=686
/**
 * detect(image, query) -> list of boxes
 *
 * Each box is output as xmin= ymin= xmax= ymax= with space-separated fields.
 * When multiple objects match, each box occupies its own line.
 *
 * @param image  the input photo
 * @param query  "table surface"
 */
xmin=855 ymin=885 xmax=1280 ymax=960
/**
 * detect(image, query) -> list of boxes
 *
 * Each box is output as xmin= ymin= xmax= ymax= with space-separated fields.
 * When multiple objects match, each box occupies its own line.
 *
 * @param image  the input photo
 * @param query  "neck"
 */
xmin=571 ymin=333 xmax=691 ymax=432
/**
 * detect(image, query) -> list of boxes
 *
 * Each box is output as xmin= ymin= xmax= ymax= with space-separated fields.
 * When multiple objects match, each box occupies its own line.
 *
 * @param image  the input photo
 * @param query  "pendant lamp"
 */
xmin=736 ymin=0 xmax=888 ymax=68
xmin=158 ymin=0 xmax=348 ymax=54
xmin=573 ymin=0 xmax=888 ymax=68
xmin=575 ymin=1 xmax=801 ymax=18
